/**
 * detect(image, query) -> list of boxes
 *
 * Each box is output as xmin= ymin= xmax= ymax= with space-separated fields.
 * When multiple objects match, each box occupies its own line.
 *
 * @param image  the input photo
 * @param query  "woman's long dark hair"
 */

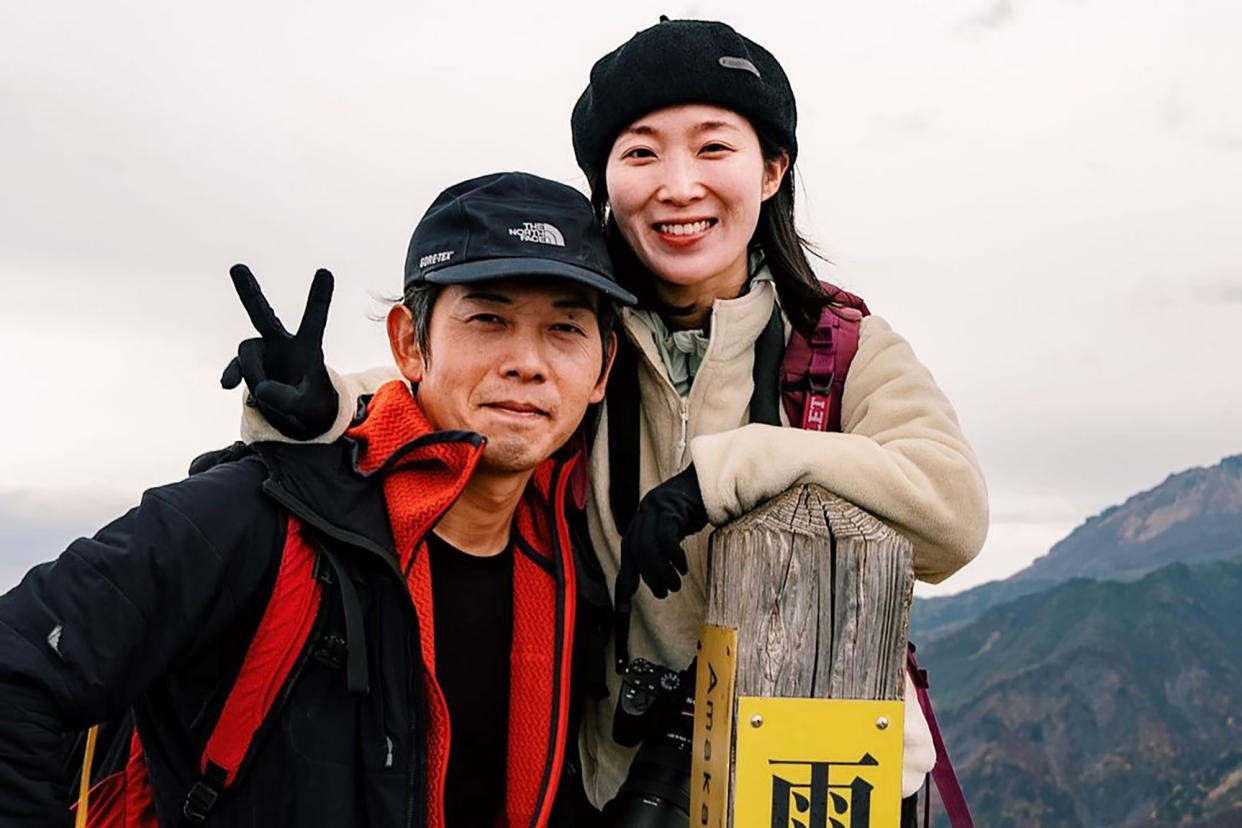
xmin=587 ymin=123 xmax=836 ymax=337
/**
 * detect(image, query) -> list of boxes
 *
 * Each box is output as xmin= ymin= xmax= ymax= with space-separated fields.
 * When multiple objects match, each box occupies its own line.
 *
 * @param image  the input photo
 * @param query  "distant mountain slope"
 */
xmin=911 ymin=577 xmax=1058 ymax=642
xmin=912 ymin=454 xmax=1242 ymax=641
xmin=1014 ymin=455 xmax=1242 ymax=583
xmin=920 ymin=558 xmax=1242 ymax=827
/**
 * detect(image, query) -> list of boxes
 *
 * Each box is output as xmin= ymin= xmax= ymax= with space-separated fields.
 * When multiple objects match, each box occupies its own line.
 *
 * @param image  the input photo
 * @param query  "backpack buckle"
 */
xmin=800 ymin=373 xmax=835 ymax=431
xmin=313 ymin=633 xmax=348 ymax=670
xmin=183 ymin=780 xmax=220 ymax=822
xmin=804 ymin=372 xmax=834 ymax=395
xmin=312 ymin=552 xmax=335 ymax=585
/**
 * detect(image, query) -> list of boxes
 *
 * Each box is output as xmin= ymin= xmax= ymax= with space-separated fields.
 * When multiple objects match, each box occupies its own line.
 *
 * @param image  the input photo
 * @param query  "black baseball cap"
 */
xmin=404 ymin=171 xmax=636 ymax=305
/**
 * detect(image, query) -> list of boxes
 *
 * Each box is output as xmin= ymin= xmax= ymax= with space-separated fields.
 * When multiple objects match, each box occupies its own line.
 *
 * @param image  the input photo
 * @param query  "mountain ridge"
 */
xmin=922 ymin=556 xmax=1242 ymax=827
xmin=912 ymin=453 xmax=1242 ymax=641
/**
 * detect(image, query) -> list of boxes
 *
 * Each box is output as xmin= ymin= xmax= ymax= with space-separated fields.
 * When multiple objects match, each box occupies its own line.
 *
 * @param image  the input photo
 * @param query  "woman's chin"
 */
xmin=641 ymin=252 xmax=722 ymax=287
xmin=634 ymin=235 xmax=748 ymax=290
xmin=644 ymin=258 xmax=749 ymax=302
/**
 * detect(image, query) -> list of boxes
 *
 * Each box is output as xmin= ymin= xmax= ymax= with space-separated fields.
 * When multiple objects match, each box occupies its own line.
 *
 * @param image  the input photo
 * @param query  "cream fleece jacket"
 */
xmin=238 ymin=276 xmax=988 ymax=803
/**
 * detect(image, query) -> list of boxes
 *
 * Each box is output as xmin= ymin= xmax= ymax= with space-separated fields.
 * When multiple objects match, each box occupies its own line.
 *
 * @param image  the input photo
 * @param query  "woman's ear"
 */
xmin=761 ymin=151 xmax=791 ymax=201
xmin=387 ymin=304 xmax=424 ymax=384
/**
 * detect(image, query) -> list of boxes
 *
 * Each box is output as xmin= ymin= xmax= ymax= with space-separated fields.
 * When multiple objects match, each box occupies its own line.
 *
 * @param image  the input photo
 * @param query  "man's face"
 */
xmin=390 ymin=278 xmax=612 ymax=474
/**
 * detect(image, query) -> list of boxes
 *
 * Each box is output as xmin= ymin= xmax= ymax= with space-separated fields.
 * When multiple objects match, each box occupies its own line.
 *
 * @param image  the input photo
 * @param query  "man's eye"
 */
xmin=469 ymin=313 xmax=504 ymax=324
xmin=552 ymin=323 xmax=586 ymax=336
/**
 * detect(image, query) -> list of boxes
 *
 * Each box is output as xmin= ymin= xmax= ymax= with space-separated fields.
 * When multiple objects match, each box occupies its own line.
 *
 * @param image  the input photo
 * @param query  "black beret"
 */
xmin=571 ymin=17 xmax=797 ymax=182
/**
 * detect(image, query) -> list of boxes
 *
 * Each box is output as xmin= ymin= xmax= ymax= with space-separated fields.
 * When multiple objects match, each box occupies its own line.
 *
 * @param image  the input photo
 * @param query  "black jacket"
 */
xmin=0 ymin=382 xmax=602 ymax=827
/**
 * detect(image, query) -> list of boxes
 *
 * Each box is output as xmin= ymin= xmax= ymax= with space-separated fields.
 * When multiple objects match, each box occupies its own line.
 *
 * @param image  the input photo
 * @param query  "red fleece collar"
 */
xmin=346 ymin=379 xmax=572 ymax=501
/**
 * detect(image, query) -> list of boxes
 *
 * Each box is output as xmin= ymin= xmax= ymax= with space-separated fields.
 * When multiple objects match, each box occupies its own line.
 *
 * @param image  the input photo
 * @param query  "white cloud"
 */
xmin=3 ymin=0 xmax=1241 ymax=593
xmin=957 ymin=0 xmax=1015 ymax=34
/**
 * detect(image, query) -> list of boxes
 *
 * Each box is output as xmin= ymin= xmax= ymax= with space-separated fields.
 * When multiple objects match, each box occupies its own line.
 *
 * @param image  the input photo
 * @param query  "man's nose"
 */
xmin=500 ymin=332 xmax=549 ymax=382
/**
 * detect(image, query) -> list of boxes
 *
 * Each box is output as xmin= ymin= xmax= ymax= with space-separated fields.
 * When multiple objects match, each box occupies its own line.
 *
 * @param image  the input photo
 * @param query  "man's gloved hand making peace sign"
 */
xmin=212 ymin=262 xmax=709 ymax=605
xmin=219 ymin=264 xmax=339 ymax=441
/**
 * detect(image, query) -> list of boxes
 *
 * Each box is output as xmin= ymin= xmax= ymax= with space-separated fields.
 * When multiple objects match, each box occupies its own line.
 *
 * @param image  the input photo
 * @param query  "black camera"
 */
xmin=601 ymin=657 xmax=696 ymax=827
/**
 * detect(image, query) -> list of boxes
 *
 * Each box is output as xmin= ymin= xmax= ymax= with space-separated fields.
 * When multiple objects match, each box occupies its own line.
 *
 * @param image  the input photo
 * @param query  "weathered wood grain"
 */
xmin=705 ymin=484 xmax=913 ymax=701
xmin=702 ymin=484 xmax=915 ymax=825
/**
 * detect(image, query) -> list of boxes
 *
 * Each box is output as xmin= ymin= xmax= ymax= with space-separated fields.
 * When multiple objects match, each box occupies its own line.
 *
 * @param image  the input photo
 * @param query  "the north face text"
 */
xmin=508 ymin=222 xmax=565 ymax=247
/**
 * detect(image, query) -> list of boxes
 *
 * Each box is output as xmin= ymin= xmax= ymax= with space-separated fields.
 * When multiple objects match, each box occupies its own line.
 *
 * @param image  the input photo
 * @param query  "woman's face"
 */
xmin=605 ymin=103 xmax=788 ymax=298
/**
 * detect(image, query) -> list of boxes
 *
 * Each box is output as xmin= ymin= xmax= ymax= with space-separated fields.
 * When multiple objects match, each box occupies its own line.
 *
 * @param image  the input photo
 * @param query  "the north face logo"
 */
xmin=508 ymin=222 xmax=565 ymax=247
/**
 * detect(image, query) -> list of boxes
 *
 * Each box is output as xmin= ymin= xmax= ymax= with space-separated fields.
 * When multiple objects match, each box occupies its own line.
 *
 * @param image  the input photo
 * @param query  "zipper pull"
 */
xmin=384 ymin=735 xmax=394 ymax=768
xmin=674 ymin=402 xmax=689 ymax=466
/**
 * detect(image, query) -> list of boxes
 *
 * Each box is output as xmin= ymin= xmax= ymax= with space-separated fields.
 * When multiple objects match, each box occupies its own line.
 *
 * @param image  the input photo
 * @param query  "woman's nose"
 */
xmin=656 ymin=154 xmax=705 ymax=205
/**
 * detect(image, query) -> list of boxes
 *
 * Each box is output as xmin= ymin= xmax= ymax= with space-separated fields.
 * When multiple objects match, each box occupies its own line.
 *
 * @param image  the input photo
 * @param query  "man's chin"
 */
xmin=478 ymin=438 xmax=549 ymax=475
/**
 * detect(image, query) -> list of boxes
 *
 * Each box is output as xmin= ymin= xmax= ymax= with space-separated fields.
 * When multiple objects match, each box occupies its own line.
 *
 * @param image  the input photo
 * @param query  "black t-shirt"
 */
xmin=427 ymin=531 xmax=514 ymax=827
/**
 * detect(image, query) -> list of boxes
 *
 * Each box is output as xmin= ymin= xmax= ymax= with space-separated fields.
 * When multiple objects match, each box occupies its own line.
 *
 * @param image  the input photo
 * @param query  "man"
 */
xmin=0 ymin=171 xmax=634 ymax=827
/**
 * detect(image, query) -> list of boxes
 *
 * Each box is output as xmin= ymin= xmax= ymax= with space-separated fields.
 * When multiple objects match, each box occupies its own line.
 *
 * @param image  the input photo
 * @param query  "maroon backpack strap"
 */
xmin=907 ymin=644 xmax=975 ymax=828
xmin=780 ymin=286 xmax=869 ymax=431
xmin=182 ymin=516 xmax=325 ymax=822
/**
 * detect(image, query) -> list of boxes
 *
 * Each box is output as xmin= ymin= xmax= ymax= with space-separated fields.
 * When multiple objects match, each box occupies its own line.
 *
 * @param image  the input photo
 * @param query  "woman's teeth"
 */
xmin=656 ymin=220 xmax=713 ymax=236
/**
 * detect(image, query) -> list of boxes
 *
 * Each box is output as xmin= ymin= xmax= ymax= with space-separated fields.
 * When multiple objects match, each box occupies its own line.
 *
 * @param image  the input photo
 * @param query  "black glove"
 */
xmin=617 ymin=464 xmax=709 ymax=600
xmin=220 ymin=263 xmax=339 ymax=441
xmin=188 ymin=441 xmax=254 ymax=476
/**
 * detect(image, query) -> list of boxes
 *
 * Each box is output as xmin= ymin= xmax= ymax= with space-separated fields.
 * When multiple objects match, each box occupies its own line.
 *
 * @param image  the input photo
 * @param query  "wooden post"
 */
xmin=696 ymin=483 xmax=914 ymax=826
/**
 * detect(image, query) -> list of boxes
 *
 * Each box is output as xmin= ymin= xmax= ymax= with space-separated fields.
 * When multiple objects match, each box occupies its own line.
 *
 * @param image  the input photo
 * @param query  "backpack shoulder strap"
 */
xmin=182 ymin=515 xmax=327 ymax=822
xmin=908 ymin=644 xmax=975 ymax=827
xmin=780 ymin=286 xmax=870 ymax=432
xmin=605 ymin=336 xmax=642 ymax=536
xmin=749 ymin=306 xmax=786 ymax=426
xmin=73 ymin=517 xmax=332 ymax=827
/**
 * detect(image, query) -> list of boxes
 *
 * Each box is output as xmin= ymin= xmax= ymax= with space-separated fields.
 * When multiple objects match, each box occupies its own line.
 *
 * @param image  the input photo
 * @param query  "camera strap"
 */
xmin=608 ymin=307 xmax=786 ymax=674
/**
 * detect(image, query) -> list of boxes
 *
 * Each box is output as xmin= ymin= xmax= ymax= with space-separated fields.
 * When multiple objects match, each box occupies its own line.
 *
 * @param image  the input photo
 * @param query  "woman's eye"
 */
xmin=701 ymin=142 xmax=732 ymax=154
xmin=621 ymin=147 xmax=656 ymax=160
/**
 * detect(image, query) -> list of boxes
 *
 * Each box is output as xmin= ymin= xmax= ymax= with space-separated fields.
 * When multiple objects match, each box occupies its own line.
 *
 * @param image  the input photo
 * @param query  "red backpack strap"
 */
xmin=780 ymin=286 xmax=869 ymax=432
xmin=120 ymin=729 xmax=156 ymax=828
xmin=907 ymin=644 xmax=975 ymax=828
xmin=182 ymin=516 xmax=325 ymax=822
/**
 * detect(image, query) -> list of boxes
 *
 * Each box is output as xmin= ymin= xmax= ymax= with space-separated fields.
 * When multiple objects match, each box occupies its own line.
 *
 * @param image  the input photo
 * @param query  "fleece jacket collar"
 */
xmin=620 ymin=266 xmax=779 ymax=385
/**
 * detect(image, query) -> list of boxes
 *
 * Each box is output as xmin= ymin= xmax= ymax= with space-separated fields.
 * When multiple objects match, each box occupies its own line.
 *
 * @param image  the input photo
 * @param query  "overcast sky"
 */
xmin=2 ymin=0 xmax=1240 ymax=597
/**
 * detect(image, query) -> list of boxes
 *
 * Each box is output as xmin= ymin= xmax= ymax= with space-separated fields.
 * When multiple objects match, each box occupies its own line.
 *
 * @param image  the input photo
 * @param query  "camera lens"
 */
xmin=601 ymin=709 xmax=694 ymax=827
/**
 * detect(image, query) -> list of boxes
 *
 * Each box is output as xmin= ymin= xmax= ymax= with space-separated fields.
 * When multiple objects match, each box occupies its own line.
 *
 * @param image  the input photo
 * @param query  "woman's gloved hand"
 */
xmin=220 ymin=263 xmax=339 ymax=441
xmin=617 ymin=464 xmax=709 ymax=600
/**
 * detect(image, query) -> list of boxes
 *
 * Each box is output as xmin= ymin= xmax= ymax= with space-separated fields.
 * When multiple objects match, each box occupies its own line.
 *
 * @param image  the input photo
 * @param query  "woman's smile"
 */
xmin=652 ymin=217 xmax=718 ymax=247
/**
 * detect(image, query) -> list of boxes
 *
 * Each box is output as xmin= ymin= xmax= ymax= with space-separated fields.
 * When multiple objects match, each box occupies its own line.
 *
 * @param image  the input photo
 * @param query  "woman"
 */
xmin=230 ymin=18 xmax=988 ymax=825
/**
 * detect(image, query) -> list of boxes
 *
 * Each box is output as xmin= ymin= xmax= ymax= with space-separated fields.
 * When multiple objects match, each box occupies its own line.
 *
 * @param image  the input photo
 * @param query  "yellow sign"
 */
xmin=735 ymin=697 xmax=904 ymax=828
xmin=691 ymin=624 xmax=738 ymax=828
